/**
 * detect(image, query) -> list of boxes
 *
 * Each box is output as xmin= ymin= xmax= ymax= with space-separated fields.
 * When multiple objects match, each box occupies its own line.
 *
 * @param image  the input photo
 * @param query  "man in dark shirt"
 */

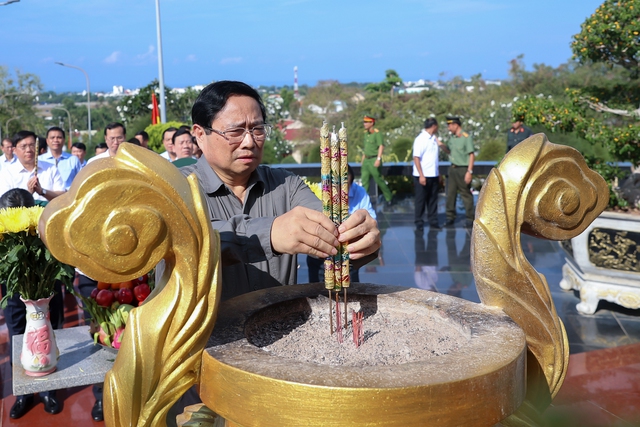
xmin=182 ymin=81 xmax=381 ymax=301
xmin=507 ymin=117 xmax=533 ymax=151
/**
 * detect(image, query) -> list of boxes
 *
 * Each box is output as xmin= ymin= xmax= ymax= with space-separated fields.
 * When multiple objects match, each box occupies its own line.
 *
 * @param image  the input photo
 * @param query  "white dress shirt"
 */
xmin=87 ymin=151 xmax=111 ymax=164
xmin=412 ymin=129 xmax=440 ymax=178
xmin=0 ymin=159 xmax=64 ymax=202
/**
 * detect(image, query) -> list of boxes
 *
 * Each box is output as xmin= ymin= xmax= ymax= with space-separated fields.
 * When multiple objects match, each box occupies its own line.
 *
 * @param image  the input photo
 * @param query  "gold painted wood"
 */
xmin=40 ymin=143 xmax=221 ymax=427
xmin=472 ymin=134 xmax=609 ymax=425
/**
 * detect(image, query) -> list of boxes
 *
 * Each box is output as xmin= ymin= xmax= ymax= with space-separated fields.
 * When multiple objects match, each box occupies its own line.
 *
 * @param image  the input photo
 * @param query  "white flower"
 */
xmin=548 ymin=95 xmax=553 ymax=99
xmin=468 ymin=119 xmax=473 ymax=124
xmin=490 ymin=112 xmax=495 ymax=118
xmin=495 ymin=125 xmax=500 ymax=130
xmin=501 ymin=103 xmax=506 ymax=108
xmin=123 ymin=106 xmax=128 ymax=112
xmin=429 ymin=113 xmax=435 ymax=117
xmin=537 ymin=93 xmax=545 ymax=98
xmin=513 ymin=96 xmax=519 ymax=102
xmin=491 ymin=100 xmax=495 ymax=106
xmin=506 ymin=103 xmax=512 ymax=108
xmin=116 ymin=106 xmax=122 ymax=112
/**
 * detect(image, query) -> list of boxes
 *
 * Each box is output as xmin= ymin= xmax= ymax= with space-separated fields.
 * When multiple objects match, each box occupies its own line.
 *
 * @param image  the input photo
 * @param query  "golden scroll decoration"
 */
xmin=39 ymin=143 xmax=221 ymax=427
xmin=472 ymin=134 xmax=609 ymax=426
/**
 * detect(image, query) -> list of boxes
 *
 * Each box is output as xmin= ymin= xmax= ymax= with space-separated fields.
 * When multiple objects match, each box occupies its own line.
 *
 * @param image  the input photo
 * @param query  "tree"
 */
xmin=0 ymin=66 xmax=44 ymax=138
xmin=365 ymin=69 xmax=403 ymax=95
xmin=513 ymin=0 xmax=640 ymax=207
xmin=118 ymin=80 xmax=198 ymax=125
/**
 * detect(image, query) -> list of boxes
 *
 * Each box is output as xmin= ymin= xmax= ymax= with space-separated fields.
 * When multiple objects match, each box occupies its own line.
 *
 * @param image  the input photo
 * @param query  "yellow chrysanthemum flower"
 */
xmin=0 ymin=206 xmax=43 ymax=234
xmin=304 ymin=179 xmax=322 ymax=200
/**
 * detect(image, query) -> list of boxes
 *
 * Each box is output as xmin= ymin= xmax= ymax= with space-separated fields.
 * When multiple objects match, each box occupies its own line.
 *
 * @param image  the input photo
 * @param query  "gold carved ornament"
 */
xmin=472 ymin=134 xmax=609 ymax=426
xmin=39 ymin=143 xmax=221 ymax=427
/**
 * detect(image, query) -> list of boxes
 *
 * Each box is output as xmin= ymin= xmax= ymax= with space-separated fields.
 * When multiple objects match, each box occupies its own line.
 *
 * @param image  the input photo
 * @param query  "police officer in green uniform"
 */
xmin=445 ymin=116 xmax=475 ymax=228
xmin=361 ymin=115 xmax=393 ymax=203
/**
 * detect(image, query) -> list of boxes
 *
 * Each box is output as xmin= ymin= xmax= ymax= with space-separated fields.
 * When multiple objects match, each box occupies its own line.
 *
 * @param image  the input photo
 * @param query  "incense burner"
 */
xmin=41 ymin=134 xmax=609 ymax=427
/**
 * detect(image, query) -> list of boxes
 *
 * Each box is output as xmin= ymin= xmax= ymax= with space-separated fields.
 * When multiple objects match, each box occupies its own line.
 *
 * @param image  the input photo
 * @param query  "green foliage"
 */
xmin=117 ymin=80 xmax=198 ymax=125
xmin=476 ymin=138 xmax=506 ymax=161
xmin=365 ymin=69 xmax=403 ymax=94
xmin=0 ymin=66 xmax=44 ymax=137
xmin=571 ymin=0 xmax=640 ymax=77
xmin=144 ymin=121 xmax=186 ymax=153
xmin=389 ymin=137 xmax=413 ymax=163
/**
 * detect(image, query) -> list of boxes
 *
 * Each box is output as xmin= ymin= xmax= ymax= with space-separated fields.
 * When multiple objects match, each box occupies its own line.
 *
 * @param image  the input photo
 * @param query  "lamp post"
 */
xmin=155 ymin=0 xmax=167 ymax=123
xmin=0 ymin=1 xmax=20 ymax=6
xmin=51 ymin=107 xmax=73 ymax=150
xmin=55 ymin=62 xmax=92 ymax=144
xmin=0 ymin=92 xmax=27 ymax=141
xmin=5 ymin=116 xmax=19 ymax=137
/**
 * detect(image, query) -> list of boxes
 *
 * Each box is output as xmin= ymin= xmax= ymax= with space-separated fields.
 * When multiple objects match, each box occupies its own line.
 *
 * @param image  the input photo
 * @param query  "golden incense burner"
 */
xmin=40 ymin=133 xmax=608 ymax=427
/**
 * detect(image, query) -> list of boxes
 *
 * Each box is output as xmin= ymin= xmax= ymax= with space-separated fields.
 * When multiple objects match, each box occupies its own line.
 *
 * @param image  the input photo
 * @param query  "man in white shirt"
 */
xmin=160 ymin=126 xmax=177 ymax=161
xmin=39 ymin=127 xmax=82 ymax=190
xmin=88 ymin=122 xmax=126 ymax=164
xmin=0 ymin=137 xmax=16 ymax=170
xmin=0 ymin=131 xmax=65 ymax=202
xmin=413 ymin=118 xmax=449 ymax=231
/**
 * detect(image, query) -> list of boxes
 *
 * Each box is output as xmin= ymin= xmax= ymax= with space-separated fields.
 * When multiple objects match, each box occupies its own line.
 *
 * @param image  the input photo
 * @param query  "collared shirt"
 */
xmin=87 ymin=151 xmax=111 ymax=164
xmin=0 ymin=159 xmax=64 ymax=202
xmin=38 ymin=150 xmax=82 ymax=190
xmin=0 ymin=154 xmax=16 ymax=170
xmin=160 ymin=151 xmax=172 ymax=161
xmin=447 ymin=131 xmax=474 ymax=167
xmin=363 ymin=129 xmax=383 ymax=157
xmin=507 ymin=125 xmax=533 ymax=151
xmin=412 ymin=129 xmax=440 ymax=178
xmin=181 ymin=156 xmax=322 ymax=301
xmin=349 ymin=182 xmax=376 ymax=219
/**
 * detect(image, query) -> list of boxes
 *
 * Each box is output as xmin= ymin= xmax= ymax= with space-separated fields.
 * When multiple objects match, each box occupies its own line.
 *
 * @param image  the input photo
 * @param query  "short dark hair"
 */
xmin=104 ymin=122 xmax=126 ymax=136
xmin=135 ymin=130 xmax=149 ymax=141
xmin=162 ymin=127 xmax=178 ymax=141
xmin=72 ymin=142 xmax=86 ymax=151
xmin=192 ymin=81 xmax=266 ymax=128
xmin=38 ymin=136 xmax=48 ymax=153
xmin=127 ymin=137 xmax=141 ymax=146
xmin=11 ymin=130 xmax=37 ymax=147
xmin=96 ymin=142 xmax=108 ymax=150
xmin=0 ymin=188 xmax=35 ymax=209
xmin=424 ymin=118 xmax=438 ymax=129
xmin=172 ymin=127 xmax=192 ymax=144
xmin=47 ymin=126 xmax=66 ymax=139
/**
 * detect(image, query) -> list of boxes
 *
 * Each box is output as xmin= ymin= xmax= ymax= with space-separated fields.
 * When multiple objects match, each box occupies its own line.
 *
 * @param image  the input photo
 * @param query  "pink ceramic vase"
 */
xmin=20 ymin=295 xmax=59 ymax=376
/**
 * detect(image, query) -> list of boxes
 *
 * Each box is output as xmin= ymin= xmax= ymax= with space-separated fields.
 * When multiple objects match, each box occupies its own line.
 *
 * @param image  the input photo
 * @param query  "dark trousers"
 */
xmin=76 ymin=274 xmax=103 ymax=402
xmin=446 ymin=167 xmax=475 ymax=222
xmin=414 ymin=176 xmax=440 ymax=227
xmin=1 ymin=281 xmax=64 ymax=399
xmin=306 ymin=256 xmax=360 ymax=283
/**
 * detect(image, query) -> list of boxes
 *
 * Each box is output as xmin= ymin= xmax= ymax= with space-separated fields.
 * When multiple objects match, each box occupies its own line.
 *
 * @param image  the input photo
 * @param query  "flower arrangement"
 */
xmin=0 ymin=206 xmax=74 ymax=304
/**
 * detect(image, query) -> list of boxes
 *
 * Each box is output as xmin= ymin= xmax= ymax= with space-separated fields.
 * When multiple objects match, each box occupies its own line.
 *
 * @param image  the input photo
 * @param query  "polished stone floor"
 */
xmin=1 ymin=197 xmax=639 ymax=426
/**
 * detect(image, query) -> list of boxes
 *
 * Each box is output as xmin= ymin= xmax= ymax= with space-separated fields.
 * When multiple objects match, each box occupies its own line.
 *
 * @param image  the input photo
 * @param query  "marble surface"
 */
xmin=12 ymin=325 xmax=115 ymax=395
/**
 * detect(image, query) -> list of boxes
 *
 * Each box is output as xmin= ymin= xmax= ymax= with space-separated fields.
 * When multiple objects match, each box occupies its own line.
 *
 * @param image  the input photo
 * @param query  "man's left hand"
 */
xmin=337 ymin=209 xmax=381 ymax=260
xmin=464 ymin=171 xmax=472 ymax=185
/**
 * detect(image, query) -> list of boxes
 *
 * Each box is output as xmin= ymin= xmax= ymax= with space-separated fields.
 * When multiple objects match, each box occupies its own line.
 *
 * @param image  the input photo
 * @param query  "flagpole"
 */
xmin=155 ymin=0 xmax=167 ymax=124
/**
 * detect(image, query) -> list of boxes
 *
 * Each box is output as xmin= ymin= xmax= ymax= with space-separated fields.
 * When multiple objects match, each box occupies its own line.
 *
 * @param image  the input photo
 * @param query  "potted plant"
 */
xmin=0 ymin=205 xmax=74 ymax=375
xmin=513 ymin=0 xmax=640 ymax=314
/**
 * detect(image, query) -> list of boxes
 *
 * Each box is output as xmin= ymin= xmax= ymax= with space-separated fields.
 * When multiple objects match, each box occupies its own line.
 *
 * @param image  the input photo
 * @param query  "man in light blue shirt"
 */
xmin=39 ymin=127 xmax=82 ymax=190
xmin=0 ymin=137 xmax=17 ymax=170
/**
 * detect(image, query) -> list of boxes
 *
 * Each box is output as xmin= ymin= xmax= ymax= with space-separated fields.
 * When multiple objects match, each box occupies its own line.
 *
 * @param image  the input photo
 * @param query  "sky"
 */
xmin=0 ymin=0 xmax=604 ymax=93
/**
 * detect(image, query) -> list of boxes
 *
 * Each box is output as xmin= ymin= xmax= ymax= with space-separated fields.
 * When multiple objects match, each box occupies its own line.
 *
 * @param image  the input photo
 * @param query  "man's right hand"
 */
xmin=419 ymin=176 xmax=426 ymax=186
xmin=271 ymin=206 xmax=339 ymax=258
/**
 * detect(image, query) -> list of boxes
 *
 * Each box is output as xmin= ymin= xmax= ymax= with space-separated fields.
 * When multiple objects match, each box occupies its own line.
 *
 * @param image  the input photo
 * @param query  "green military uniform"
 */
xmin=507 ymin=124 xmax=533 ymax=151
xmin=446 ymin=119 xmax=475 ymax=224
xmin=361 ymin=127 xmax=393 ymax=203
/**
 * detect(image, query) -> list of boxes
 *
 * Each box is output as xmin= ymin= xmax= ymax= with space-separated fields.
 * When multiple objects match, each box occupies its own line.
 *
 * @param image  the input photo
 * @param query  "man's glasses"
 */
xmin=15 ymin=143 xmax=36 ymax=151
xmin=107 ymin=136 xmax=125 ymax=143
xmin=203 ymin=124 xmax=272 ymax=144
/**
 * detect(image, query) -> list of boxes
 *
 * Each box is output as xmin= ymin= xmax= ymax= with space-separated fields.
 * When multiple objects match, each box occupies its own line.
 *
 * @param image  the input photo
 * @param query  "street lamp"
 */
xmin=5 ymin=116 xmax=20 ymax=136
xmin=55 ymin=62 xmax=92 ymax=144
xmin=51 ymin=107 xmax=72 ymax=150
xmin=155 ymin=0 xmax=167 ymax=123
xmin=0 ymin=0 xmax=20 ymax=6
xmin=0 ymin=92 xmax=28 ymax=141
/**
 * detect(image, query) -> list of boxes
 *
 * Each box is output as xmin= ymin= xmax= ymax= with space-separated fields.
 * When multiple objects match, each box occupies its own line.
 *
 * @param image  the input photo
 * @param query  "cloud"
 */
xmin=220 ymin=57 xmax=242 ymax=65
xmin=186 ymin=54 xmax=197 ymax=62
xmin=136 ymin=45 xmax=156 ymax=62
xmin=103 ymin=51 xmax=121 ymax=64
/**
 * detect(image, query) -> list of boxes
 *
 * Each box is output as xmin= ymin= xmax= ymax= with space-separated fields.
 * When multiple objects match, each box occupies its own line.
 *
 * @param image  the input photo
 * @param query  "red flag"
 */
xmin=151 ymin=93 xmax=160 ymax=125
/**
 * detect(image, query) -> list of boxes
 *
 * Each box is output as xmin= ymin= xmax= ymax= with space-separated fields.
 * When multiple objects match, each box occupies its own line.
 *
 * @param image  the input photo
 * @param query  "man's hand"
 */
xmin=419 ymin=176 xmax=426 ymax=186
xmin=464 ymin=171 xmax=472 ymax=185
xmin=338 ymin=209 xmax=381 ymax=260
xmin=27 ymin=176 xmax=41 ymax=195
xmin=271 ymin=206 xmax=339 ymax=258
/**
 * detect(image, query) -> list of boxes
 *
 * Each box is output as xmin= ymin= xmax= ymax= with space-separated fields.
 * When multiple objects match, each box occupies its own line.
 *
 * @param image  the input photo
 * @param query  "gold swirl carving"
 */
xmin=39 ymin=143 xmax=221 ymax=427
xmin=472 ymin=134 xmax=608 ymax=425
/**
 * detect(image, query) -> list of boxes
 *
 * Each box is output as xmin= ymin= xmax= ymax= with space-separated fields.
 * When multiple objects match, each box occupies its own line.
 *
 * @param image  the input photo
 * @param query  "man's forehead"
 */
xmin=48 ymin=130 xmax=64 ymax=138
xmin=107 ymin=127 xmax=125 ymax=135
xmin=17 ymin=135 xmax=35 ymax=144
